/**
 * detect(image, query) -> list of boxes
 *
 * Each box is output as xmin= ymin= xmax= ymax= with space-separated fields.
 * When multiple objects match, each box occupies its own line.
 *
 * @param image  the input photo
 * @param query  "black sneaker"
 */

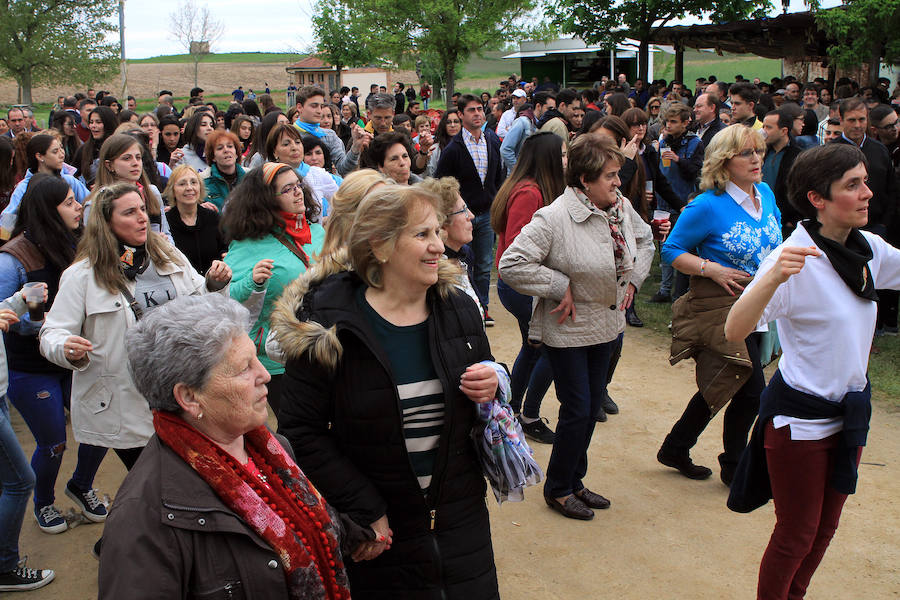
xmin=65 ymin=481 xmax=108 ymax=522
xmin=518 ymin=416 xmax=555 ymax=444
xmin=648 ymin=291 xmax=672 ymax=303
xmin=34 ymin=504 xmax=67 ymax=534
xmin=0 ymin=563 xmax=55 ymax=592
xmin=483 ymin=310 xmax=495 ymax=327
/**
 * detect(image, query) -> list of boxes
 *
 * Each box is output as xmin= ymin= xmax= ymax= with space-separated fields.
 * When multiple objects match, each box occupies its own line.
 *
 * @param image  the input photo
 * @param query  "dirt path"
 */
xmin=12 ymin=288 xmax=900 ymax=599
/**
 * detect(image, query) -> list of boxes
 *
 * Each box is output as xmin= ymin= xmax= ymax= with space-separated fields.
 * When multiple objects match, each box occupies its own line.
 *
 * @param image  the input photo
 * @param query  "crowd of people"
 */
xmin=0 ymin=68 xmax=897 ymax=599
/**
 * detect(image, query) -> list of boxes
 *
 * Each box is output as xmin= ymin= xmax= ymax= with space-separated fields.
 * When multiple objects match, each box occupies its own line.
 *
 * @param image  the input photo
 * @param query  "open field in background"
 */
xmin=128 ymin=52 xmax=305 ymax=64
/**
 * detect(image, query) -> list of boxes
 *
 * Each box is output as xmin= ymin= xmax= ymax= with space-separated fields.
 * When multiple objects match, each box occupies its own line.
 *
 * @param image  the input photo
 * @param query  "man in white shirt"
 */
xmin=495 ymin=89 xmax=526 ymax=139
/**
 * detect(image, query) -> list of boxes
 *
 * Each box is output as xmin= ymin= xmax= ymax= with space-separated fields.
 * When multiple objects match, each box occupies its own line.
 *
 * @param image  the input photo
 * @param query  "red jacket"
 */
xmin=495 ymin=179 xmax=546 ymax=271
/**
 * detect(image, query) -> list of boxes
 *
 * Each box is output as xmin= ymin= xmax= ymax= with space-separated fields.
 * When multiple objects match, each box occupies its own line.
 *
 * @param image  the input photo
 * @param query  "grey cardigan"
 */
xmin=499 ymin=186 xmax=654 ymax=347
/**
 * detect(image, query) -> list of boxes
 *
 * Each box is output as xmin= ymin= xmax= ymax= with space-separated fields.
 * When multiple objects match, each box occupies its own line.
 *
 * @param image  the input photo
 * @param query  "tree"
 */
xmin=810 ymin=0 xmax=900 ymax=85
xmin=0 ymin=0 xmax=119 ymax=105
xmin=312 ymin=0 xmax=536 ymax=100
xmin=312 ymin=0 xmax=379 ymax=88
xmin=168 ymin=0 xmax=224 ymax=88
xmin=547 ymin=0 xmax=772 ymax=85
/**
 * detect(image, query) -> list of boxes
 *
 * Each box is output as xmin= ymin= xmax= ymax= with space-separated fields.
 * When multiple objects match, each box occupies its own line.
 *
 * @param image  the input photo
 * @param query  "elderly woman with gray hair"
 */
xmin=99 ymin=294 xmax=352 ymax=600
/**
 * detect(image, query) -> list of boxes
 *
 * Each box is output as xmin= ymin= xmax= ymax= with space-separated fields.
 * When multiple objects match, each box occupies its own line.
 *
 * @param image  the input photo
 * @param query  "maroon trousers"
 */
xmin=757 ymin=421 xmax=861 ymax=600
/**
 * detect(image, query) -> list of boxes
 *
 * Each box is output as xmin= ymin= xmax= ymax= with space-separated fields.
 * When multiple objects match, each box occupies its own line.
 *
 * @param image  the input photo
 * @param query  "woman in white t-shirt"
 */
xmin=725 ymin=143 xmax=900 ymax=600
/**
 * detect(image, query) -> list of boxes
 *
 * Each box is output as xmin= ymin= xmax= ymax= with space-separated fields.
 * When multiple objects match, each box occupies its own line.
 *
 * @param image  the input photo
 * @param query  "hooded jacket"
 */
xmin=270 ymin=253 xmax=499 ymax=600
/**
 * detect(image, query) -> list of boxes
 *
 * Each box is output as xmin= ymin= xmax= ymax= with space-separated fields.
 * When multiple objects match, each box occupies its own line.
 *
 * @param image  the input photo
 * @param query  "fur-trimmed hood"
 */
xmin=268 ymin=248 xmax=463 ymax=371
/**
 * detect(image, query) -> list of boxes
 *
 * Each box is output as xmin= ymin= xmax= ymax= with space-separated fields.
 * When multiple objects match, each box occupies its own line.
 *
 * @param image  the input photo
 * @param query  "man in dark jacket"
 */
xmin=836 ymin=97 xmax=900 ymax=333
xmin=762 ymin=109 xmax=803 ymax=238
xmin=692 ymin=92 xmax=726 ymax=147
xmin=435 ymin=94 xmax=504 ymax=324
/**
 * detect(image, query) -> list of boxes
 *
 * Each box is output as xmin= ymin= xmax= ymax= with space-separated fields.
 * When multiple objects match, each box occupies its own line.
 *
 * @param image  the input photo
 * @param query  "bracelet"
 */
xmin=699 ymin=259 xmax=708 ymax=276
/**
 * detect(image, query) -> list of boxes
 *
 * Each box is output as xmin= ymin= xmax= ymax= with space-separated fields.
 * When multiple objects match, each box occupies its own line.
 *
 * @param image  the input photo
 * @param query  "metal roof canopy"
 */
xmin=645 ymin=11 xmax=831 ymax=61
xmin=502 ymin=37 xmax=652 ymax=60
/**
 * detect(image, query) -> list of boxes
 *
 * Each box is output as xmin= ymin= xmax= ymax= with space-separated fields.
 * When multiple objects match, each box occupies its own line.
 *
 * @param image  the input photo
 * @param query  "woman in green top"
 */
xmin=221 ymin=162 xmax=324 ymax=418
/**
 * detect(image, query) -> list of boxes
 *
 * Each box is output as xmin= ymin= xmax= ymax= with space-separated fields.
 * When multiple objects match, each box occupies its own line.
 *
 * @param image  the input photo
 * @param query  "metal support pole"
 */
xmin=119 ymin=1 xmax=128 ymax=100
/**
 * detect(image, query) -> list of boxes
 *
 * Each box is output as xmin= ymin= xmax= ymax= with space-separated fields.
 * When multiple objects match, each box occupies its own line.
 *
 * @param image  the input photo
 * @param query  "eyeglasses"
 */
xmin=448 ymin=206 xmax=470 ymax=218
xmin=876 ymin=120 xmax=900 ymax=130
xmin=733 ymin=149 xmax=765 ymax=159
xmin=275 ymin=181 xmax=303 ymax=195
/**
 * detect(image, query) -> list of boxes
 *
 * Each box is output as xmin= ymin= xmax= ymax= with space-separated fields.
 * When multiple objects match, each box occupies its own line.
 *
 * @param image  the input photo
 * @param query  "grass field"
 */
xmin=128 ymin=52 xmax=304 ymax=64
xmin=653 ymin=49 xmax=783 ymax=84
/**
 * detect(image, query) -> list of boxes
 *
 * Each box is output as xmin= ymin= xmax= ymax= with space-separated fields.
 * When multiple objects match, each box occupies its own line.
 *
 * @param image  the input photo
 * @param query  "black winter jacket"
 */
xmin=434 ymin=130 xmax=504 ymax=215
xmin=271 ymin=256 xmax=499 ymax=600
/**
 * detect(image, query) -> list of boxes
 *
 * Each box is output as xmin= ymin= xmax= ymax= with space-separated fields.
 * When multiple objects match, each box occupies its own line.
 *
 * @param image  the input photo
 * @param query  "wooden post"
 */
xmin=674 ymin=40 xmax=684 ymax=83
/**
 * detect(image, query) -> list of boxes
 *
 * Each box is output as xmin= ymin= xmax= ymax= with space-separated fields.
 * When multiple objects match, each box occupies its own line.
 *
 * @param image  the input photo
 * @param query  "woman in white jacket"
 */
xmin=40 ymin=183 xmax=232 ymax=470
xmin=499 ymin=133 xmax=654 ymax=521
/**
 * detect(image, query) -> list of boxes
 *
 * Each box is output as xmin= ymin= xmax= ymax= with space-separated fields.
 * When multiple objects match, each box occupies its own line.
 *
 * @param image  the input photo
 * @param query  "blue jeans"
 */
xmin=496 ymin=279 xmax=553 ymax=417
xmin=470 ymin=211 xmax=495 ymax=311
xmin=7 ymin=370 xmax=107 ymax=508
xmin=543 ymin=340 xmax=617 ymax=498
xmin=0 ymin=394 xmax=35 ymax=572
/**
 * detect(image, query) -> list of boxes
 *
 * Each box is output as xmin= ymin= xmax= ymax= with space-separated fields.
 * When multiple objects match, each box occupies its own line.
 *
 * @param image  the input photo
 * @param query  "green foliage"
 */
xmin=547 ymin=0 xmax=773 ymax=82
xmin=312 ymin=0 xmax=380 ymax=81
xmin=812 ymin=1 xmax=900 ymax=74
xmin=311 ymin=0 xmax=537 ymax=98
xmin=0 ymin=0 xmax=120 ymax=104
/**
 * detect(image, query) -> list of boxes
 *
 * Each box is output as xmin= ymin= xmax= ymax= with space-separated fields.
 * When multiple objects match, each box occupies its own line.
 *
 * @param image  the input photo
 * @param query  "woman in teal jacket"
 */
xmin=222 ymin=162 xmax=324 ymax=418
xmin=201 ymin=130 xmax=247 ymax=211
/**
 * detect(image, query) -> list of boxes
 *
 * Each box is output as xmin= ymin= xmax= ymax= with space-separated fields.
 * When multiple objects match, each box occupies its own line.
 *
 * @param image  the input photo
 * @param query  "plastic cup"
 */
xmin=651 ymin=210 xmax=671 ymax=242
xmin=22 ymin=282 xmax=45 ymax=321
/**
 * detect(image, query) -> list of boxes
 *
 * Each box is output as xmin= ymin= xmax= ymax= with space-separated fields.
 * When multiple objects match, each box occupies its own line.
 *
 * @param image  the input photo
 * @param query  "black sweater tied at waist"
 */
xmin=728 ymin=369 xmax=871 ymax=513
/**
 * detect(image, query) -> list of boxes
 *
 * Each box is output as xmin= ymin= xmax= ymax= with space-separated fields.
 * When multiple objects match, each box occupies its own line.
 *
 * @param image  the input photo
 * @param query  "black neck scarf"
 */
xmin=119 ymin=243 xmax=149 ymax=281
xmin=803 ymin=220 xmax=877 ymax=302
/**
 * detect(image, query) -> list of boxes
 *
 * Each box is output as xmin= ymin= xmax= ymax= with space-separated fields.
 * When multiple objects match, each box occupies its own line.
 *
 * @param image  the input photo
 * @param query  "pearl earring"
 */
xmin=197 ymin=411 xmax=203 ymax=420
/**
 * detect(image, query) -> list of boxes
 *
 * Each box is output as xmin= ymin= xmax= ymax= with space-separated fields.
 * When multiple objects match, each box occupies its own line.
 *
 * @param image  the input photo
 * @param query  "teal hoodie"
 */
xmin=202 ymin=163 xmax=247 ymax=211
xmin=225 ymin=224 xmax=325 ymax=374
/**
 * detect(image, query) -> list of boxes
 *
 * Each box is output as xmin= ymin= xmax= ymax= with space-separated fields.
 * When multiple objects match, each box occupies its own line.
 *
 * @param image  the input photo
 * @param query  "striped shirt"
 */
xmin=358 ymin=289 xmax=444 ymax=490
xmin=462 ymin=127 xmax=488 ymax=184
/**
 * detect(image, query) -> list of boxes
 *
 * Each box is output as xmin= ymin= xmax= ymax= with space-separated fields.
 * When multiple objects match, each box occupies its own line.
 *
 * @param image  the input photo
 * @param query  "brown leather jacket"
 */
xmin=669 ymin=275 xmax=754 ymax=414
xmin=99 ymin=435 xmax=293 ymax=599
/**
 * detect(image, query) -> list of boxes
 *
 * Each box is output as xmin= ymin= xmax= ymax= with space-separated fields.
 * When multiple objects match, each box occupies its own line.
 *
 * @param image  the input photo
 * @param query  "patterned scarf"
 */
xmin=294 ymin=120 xmax=326 ymax=139
xmin=153 ymin=411 xmax=350 ymax=600
xmin=604 ymin=191 xmax=632 ymax=277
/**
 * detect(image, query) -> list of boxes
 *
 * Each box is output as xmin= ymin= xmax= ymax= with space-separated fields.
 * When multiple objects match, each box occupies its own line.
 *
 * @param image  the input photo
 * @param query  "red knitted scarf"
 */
xmin=153 ymin=411 xmax=350 ymax=600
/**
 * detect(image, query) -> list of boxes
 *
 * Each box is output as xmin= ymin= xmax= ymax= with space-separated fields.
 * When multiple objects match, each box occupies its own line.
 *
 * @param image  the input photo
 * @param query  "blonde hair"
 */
xmin=418 ymin=177 xmax=461 ymax=227
xmin=347 ymin=185 xmax=442 ymax=289
xmin=77 ymin=183 xmax=184 ymax=294
xmin=320 ymin=169 xmax=389 ymax=258
xmin=699 ymin=125 xmax=766 ymax=194
xmin=162 ymin=165 xmax=207 ymax=207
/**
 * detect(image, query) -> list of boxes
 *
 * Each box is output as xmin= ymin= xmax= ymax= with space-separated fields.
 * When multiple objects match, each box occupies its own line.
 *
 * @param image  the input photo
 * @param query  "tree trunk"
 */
xmin=335 ymin=63 xmax=343 ymax=88
xmin=194 ymin=58 xmax=199 ymax=88
xmin=868 ymin=45 xmax=881 ymax=86
xmin=20 ymin=69 xmax=32 ymax=106
xmin=445 ymin=64 xmax=456 ymax=106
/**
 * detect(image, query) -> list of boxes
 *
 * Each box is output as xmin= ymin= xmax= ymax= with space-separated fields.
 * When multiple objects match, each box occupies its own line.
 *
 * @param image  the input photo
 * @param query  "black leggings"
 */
xmin=113 ymin=447 xmax=144 ymax=471
xmin=663 ymin=332 xmax=765 ymax=469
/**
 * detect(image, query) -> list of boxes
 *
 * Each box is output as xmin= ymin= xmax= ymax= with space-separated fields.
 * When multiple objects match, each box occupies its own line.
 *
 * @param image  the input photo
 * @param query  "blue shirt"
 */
xmin=662 ymin=183 xmax=782 ymax=275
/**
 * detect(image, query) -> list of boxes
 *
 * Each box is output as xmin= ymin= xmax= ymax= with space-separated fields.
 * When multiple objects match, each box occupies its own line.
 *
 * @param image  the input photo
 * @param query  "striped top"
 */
xmin=358 ymin=289 xmax=444 ymax=490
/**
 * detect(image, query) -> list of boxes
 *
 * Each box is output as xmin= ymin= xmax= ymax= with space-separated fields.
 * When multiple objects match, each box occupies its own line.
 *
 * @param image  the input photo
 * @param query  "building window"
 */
xmin=318 ymin=73 xmax=324 ymax=83
xmin=297 ymin=74 xmax=304 ymax=84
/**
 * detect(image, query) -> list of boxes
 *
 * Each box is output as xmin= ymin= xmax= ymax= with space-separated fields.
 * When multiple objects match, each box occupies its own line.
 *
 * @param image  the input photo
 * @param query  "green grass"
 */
xmin=128 ymin=52 xmax=305 ymax=64
xmin=634 ymin=250 xmax=900 ymax=408
xmin=653 ymin=49 xmax=783 ymax=85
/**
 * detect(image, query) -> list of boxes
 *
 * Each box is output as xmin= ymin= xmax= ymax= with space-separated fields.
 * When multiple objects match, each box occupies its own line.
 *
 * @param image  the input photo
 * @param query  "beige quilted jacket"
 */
xmin=499 ymin=186 xmax=654 ymax=348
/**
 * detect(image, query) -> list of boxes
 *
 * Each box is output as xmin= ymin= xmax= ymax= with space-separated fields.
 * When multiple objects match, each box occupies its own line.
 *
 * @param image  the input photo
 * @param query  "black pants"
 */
xmin=663 ymin=332 xmax=765 ymax=470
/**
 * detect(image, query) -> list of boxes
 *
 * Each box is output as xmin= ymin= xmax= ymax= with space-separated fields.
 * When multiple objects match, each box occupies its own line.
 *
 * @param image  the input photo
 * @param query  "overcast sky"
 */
xmin=121 ymin=0 xmax=840 ymax=59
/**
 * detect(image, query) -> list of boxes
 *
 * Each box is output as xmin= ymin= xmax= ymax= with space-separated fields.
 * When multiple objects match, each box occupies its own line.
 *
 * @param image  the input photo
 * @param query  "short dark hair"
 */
xmin=78 ymin=98 xmax=97 ymax=110
xmin=557 ymin=88 xmax=578 ymax=107
xmin=365 ymin=130 xmax=412 ymax=168
xmin=766 ymin=109 xmax=793 ymax=132
xmin=839 ymin=96 xmax=867 ymax=118
xmin=788 ymin=144 xmax=868 ymax=219
xmin=296 ymin=85 xmax=326 ymax=105
xmin=565 ymin=133 xmax=625 ymax=189
xmin=869 ymin=104 xmax=896 ymax=125
xmin=456 ymin=94 xmax=480 ymax=112
xmin=801 ymin=83 xmax=819 ymax=95
xmin=729 ymin=82 xmax=760 ymax=106
xmin=533 ymin=91 xmax=555 ymax=109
